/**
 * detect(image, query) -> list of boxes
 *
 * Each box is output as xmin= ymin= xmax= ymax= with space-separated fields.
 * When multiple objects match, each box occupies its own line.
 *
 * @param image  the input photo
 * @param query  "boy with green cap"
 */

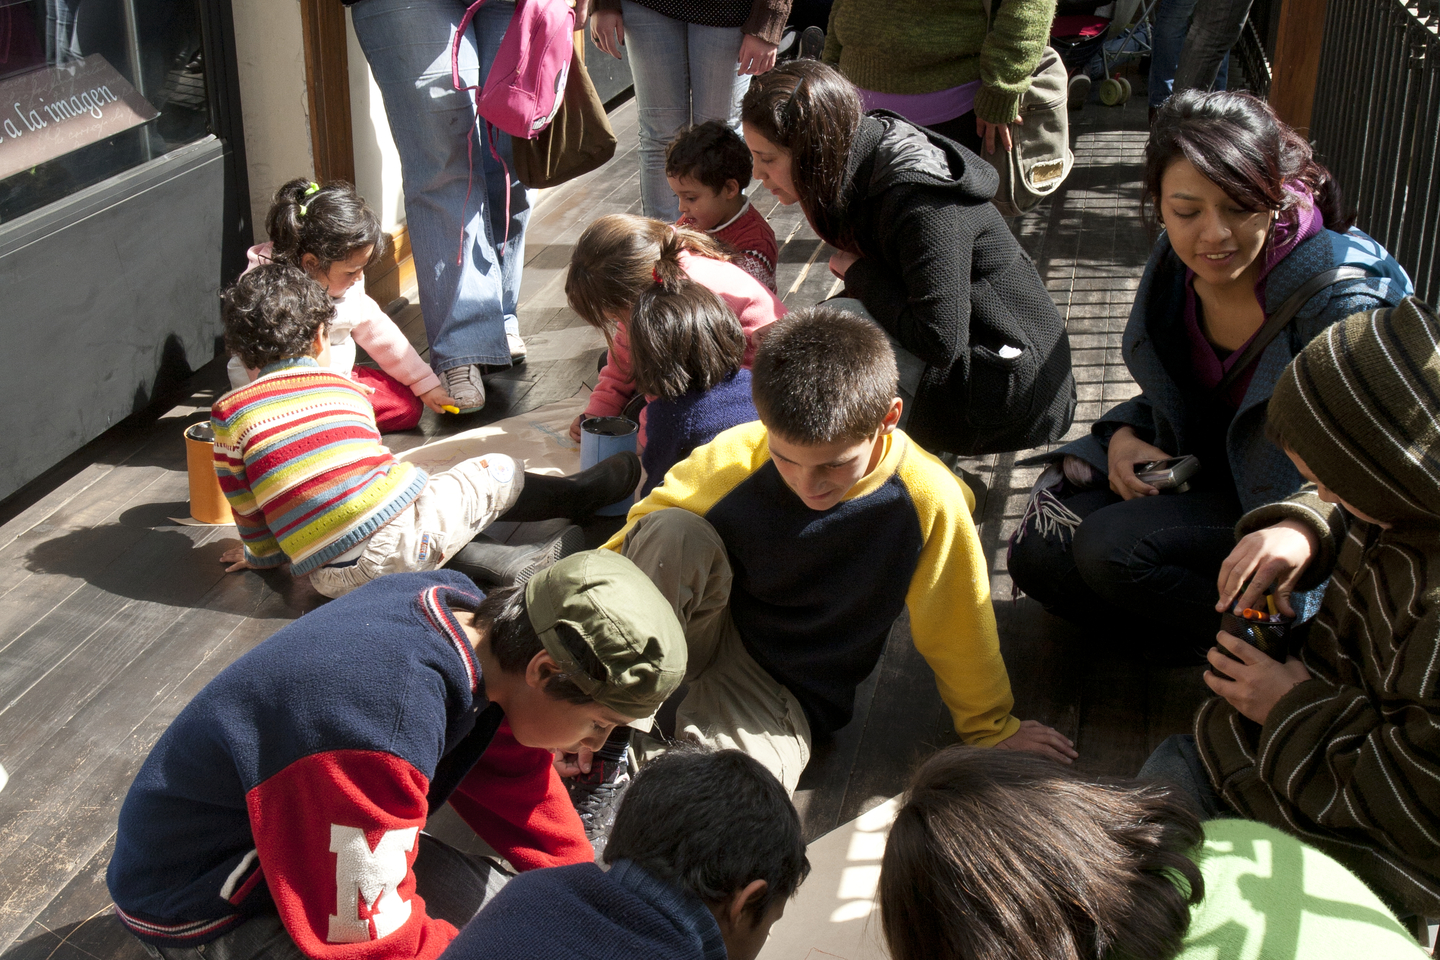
xmin=1150 ymin=297 xmax=1440 ymax=920
xmin=107 ymin=554 xmax=686 ymax=960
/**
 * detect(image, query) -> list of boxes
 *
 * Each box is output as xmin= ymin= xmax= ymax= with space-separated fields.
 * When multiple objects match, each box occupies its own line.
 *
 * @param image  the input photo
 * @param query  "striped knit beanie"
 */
xmin=1267 ymin=296 xmax=1440 ymax=524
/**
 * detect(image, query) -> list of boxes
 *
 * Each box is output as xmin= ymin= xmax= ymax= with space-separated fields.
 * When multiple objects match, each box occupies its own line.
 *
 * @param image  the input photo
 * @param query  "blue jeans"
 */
xmin=621 ymin=0 xmax=749 ymax=221
xmin=352 ymin=0 xmax=529 ymax=372
xmin=1151 ymin=0 xmax=1230 ymax=107
xmin=1139 ymin=734 xmax=1231 ymax=819
xmin=1173 ymin=0 xmax=1246 ymax=95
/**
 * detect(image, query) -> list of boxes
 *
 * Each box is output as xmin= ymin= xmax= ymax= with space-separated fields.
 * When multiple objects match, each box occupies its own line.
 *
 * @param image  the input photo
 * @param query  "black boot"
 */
xmin=500 ymin=452 xmax=641 ymax=522
xmin=449 ymin=524 xmax=585 ymax=587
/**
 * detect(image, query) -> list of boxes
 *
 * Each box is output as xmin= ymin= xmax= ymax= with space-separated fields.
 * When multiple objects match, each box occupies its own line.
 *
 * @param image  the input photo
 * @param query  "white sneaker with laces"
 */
xmin=441 ymin=364 xmax=486 ymax=413
xmin=507 ymin=332 xmax=528 ymax=363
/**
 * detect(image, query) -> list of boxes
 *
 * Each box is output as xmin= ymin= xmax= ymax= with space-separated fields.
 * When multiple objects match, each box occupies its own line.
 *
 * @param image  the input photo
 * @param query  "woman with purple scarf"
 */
xmin=1006 ymin=91 xmax=1413 ymax=663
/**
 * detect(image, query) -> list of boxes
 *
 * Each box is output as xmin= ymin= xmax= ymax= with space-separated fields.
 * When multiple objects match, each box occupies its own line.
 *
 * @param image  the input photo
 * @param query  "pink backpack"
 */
xmin=451 ymin=0 xmax=575 ymax=141
xmin=448 ymin=0 xmax=576 ymax=261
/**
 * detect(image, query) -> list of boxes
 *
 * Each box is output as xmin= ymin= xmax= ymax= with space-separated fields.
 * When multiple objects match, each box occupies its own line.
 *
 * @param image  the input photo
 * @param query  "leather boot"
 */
xmin=501 ymin=452 xmax=641 ymax=522
xmin=449 ymin=524 xmax=585 ymax=587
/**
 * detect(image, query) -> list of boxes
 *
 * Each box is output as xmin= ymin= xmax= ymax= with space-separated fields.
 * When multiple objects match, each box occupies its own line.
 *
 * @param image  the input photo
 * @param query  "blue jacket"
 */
xmin=1030 ymin=227 xmax=1412 ymax=514
xmin=641 ymin=369 xmax=758 ymax=496
xmin=440 ymin=860 xmax=726 ymax=960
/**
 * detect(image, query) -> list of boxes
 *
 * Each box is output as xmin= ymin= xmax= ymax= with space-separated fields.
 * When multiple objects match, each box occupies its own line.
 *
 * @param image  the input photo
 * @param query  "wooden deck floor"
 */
xmin=0 ymin=91 xmax=1210 ymax=959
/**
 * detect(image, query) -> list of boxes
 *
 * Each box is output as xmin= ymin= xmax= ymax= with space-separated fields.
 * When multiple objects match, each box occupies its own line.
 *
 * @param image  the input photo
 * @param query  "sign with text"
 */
xmin=0 ymin=55 xmax=159 ymax=181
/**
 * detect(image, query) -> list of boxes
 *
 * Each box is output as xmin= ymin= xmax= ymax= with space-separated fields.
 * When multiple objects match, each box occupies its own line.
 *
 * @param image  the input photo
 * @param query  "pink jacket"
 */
xmin=227 ymin=243 xmax=441 ymax=397
xmin=584 ymin=252 xmax=786 ymax=427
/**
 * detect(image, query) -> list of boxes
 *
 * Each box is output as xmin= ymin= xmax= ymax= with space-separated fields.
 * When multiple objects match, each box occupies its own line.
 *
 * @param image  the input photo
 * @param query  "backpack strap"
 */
xmin=450 ymin=0 xmax=516 ymax=264
xmin=1214 ymin=265 xmax=1373 ymax=393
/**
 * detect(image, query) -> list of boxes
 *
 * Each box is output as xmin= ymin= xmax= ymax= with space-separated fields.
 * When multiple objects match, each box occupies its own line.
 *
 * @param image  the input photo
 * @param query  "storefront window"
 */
xmin=0 ymin=0 xmax=213 ymax=222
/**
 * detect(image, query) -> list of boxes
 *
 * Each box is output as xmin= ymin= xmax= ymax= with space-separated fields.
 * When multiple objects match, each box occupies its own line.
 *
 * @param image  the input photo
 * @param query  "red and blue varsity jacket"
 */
xmin=107 ymin=571 xmax=591 ymax=960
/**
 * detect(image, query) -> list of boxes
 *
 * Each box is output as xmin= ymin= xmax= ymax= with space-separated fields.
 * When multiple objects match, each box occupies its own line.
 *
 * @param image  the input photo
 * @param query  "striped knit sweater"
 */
xmin=211 ymin=358 xmax=427 ymax=574
xmin=1195 ymin=298 xmax=1440 ymax=917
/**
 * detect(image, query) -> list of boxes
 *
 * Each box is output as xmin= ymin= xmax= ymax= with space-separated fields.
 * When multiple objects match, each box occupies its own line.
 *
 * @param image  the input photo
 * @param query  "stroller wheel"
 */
xmin=1099 ymin=77 xmax=1126 ymax=106
xmin=1118 ymin=77 xmax=1133 ymax=102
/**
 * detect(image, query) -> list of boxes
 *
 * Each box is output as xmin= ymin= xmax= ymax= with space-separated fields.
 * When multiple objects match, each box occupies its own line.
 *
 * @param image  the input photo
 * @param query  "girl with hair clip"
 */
xmin=1007 ymin=90 xmax=1413 ymax=663
xmin=229 ymin=178 xmax=460 ymax=429
xmin=739 ymin=59 xmax=1076 ymax=462
xmin=877 ymin=746 xmax=1426 ymax=960
xmin=564 ymin=213 xmax=784 ymax=443
xmin=628 ymin=270 xmax=759 ymax=495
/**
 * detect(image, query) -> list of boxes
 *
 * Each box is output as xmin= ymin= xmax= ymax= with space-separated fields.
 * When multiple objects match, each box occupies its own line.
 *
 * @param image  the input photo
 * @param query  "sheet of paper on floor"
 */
xmin=758 ymin=797 xmax=898 ymax=960
xmin=394 ymin=394 xmax=589 ymax=476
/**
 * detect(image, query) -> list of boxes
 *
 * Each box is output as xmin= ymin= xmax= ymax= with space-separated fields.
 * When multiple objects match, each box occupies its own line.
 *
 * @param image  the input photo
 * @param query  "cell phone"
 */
xmin=1134 ymin=454 xmax=1200 ymax=491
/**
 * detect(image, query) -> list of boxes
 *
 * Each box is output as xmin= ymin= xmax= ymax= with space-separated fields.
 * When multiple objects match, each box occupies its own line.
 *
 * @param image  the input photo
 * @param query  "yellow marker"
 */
xmin=441 ymin=405 xmax=460 ymax=414
xmin=1266 ymin=594 xmax=1278 ymax=617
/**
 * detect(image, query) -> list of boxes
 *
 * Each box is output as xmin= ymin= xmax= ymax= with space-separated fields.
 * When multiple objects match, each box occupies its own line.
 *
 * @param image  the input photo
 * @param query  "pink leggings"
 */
xmin=353 ymin=364 xmax=425 ymax=432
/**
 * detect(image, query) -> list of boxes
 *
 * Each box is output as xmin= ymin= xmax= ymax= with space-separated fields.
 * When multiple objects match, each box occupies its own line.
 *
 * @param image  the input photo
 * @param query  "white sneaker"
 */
xmin=442 ymin=364 xmax=486 ymax=413
xmin=507 ymin=332 xmax=528 ymax=363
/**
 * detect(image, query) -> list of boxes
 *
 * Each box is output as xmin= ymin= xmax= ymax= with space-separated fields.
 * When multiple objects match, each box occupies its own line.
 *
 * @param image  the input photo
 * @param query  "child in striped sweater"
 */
xmin=213 ymin=264 xmax=639 ymax=598
xmin=1161 ymin=298 xmax=1440 ymax=920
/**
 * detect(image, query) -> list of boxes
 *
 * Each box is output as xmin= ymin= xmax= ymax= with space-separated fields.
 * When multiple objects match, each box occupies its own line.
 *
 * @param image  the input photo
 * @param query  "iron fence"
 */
xmin=1310 ymin=0 xmax=1440 ymax=304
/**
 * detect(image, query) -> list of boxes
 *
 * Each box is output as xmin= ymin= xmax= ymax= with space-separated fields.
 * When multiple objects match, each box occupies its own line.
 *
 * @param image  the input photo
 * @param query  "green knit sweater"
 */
xmin=821 ymin=0 xmax=1056 ymax=124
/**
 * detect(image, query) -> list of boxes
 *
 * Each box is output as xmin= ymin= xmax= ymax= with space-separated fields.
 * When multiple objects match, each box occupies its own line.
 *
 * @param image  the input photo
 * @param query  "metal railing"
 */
xmin=1310 ymin=0 xmax=1440 ymax=304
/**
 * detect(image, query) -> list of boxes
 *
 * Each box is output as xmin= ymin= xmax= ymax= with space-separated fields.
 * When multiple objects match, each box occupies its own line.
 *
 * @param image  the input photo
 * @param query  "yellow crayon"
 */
xmin=1266 ymin=594 xmax=1278 ymax=617
xmin=442 ymin=405 xmax=460 ymax=414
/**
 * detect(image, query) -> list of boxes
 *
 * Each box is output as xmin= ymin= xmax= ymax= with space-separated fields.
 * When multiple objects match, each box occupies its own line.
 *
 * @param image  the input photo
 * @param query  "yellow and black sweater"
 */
xmin=604 ymin=421 xmax=1020 ymax=742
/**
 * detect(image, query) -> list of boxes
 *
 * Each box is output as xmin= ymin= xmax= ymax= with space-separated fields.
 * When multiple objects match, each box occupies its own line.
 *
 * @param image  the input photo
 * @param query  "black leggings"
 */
xmin=1007 ymin=482 xmax=1243 ymax=663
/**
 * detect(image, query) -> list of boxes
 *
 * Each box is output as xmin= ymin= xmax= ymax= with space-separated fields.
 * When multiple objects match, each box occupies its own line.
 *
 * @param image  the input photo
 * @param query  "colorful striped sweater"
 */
xmin=211 ymin=358 xmax=427 ymax=574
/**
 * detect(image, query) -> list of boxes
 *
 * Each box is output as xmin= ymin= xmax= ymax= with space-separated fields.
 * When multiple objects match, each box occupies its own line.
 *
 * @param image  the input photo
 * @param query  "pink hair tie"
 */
xmin=652 ymin=266 xmax=663 ymax=285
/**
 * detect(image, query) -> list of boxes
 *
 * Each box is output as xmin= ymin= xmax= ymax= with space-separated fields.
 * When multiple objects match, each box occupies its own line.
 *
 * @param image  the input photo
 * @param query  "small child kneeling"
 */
xmin=213 ymin=264 xmax=639 ymax=597
xmin=441 ymin=747 xmax=809 ymax=960
xmin=628 ymin=259 xmax=759 ymax=495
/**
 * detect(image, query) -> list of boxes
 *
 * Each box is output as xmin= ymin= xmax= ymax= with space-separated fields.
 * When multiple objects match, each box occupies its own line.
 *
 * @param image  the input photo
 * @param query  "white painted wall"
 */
xmin=346 ymin=12 xmax=407 ymax=233
xmin=231 ymin=0 xmax=312 ymax=242
xmin=230 ymin=1 xmax=408 ymax=243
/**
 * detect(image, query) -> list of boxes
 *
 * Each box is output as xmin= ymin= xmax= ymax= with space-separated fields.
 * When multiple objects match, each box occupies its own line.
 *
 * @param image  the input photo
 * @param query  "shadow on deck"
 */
xmin=0 ymin=91 xmax=1209 ymax=959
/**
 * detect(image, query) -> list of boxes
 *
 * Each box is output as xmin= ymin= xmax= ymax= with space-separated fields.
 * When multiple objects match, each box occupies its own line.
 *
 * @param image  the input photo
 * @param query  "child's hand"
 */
xmin=1204 ymin=631 xmax=1313 ymax=724
xmin=1105 ymin=426 xmax=1171 ymax=500
xmin=553 ymin=747 xmax=594 ymax=778
xmin=994 ymin=719 xmax=1078 ymax=764
xmin=828 ymin=250 xmax=860 ymax=279
xmin=419 ymin=385 xmax=460 ymax=414
xmin=220 ymin=545 xmax=258 ymax=573
xmin=569 ymin=414 xmax=584 ymax=442
xmin=1216 ymin=518 xmax=1318 ymax=616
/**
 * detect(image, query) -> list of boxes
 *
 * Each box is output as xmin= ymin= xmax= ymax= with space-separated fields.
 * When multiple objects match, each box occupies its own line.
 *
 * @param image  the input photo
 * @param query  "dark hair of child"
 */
xmin=751 ymin=304 xmax=898 ymax=445
xmin=664 ymin=120 xmax=754 ymax=195
xmin=627 ymin=258 xmax=746 ymax=401
xmin=266 ymin=177 xmax=387 ymax=272
xmin=475 ymin=585 xmax=604 ymax=705
xmin=879 ymin=746 xmax=1205 ymax=960
xmin=1145 ymin=90 xmax=1354 ymax=231
xmin=603 ymin=746 xmax=810 ymax=924
xmin=221 ymin=263 xmax=337 ymax=370
xmin=739 ymin=60 xmax=864 ymax=249
xmin=566 ymin=214 xmax=733 ymax=337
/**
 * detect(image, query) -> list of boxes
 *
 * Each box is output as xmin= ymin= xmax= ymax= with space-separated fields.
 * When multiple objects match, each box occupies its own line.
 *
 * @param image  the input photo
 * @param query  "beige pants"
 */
xmin=309 ymin=454 xmax=524 ymax=598
xmin=620 ymin=509 xmax=813 ymax=794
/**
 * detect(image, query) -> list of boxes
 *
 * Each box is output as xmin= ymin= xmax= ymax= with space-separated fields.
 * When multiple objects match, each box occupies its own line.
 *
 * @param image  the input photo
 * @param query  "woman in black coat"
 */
xmin=738 ymin=60 xmax=1074 ymax=457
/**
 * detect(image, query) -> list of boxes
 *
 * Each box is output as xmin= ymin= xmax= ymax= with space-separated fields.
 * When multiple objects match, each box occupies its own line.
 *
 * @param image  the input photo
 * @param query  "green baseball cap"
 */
xmin=524 ymin=550 xmax=687 ymax=728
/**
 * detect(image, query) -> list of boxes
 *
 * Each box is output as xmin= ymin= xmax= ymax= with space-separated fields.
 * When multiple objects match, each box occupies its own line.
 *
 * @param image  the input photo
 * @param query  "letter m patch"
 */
xmin=327 ymin=824 xmax=418 ymax=943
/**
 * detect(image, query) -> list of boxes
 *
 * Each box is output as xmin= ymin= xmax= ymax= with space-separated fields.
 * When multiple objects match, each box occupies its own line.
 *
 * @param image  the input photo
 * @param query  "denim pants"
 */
xmin=1150 ymin=0 xmax=1230 ymax=107
xmin=1139 ymin=734 xmax=1231 ymax=819
xmin=1173 ymin=0 xmax=1249 ymax=95
xmin=137 ymin=835 xmax=511 ymax=959
xmin=352 ymin=0 xmax=529 ymax=372
xmin=621 ymin=0 xmax=750 ymax=221
xmin=1007 ymin=482 xmax=1242 ymax=662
